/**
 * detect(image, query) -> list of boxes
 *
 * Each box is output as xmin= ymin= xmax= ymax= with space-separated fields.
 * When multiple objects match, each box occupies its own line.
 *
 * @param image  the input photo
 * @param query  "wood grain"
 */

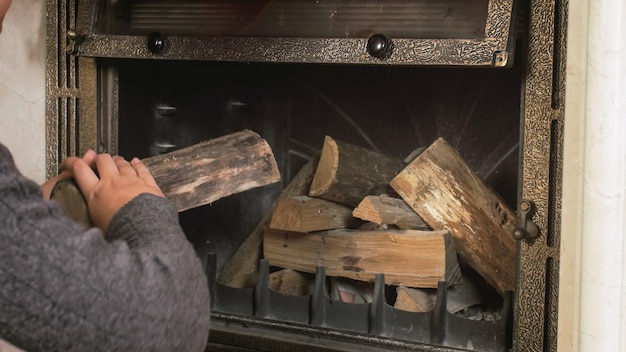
xmin=309 ymin=136 xmax=406 ymax=207
xmin=390 ymin=137 xmax=516 ymax=294
xmin=269 ymin=196 xmax=361 ymax=232
xmin=352 ymin=195 xmax=429 ymax=230
xmin=264 ymin=227 xmax=462 ymax=288
xmin=218 ymin=156 xmax=320 ymax=288
xmin=142 ymin=129 xmax=280 ymax=212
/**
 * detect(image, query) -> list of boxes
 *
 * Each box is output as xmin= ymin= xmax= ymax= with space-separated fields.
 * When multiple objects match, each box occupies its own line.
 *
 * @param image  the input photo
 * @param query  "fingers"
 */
xmin=40 ymin=172 xmax=70 ymax=200
xmin=81 ymin=149 xmax=97 ymax=166
xmin=113 ymin=156 xmax=137 ymax=176
xmin=59 ymin=156 xmax=82 ymax=173
xmin=93 ymin=153 xmax=120 ymax=177
xmin=71 ymin=159 xmax=100 ymax=197
xmin=59 ymin=149 xmax=96 ymax=173
xmin=131 ymin=158 xmax=161 ymax=190
xmin=130 ymin=158 xmax=149 ymax=178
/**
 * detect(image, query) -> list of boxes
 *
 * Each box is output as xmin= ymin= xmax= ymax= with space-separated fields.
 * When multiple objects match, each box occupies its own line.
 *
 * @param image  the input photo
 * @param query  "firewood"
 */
xmin=218 ymin=156 xmax=319 ymax=288
xmin=51 ymin=129 xmax=280 ymax=228
xmin=390 ymin=137 xmax=516 ymax=295
xmin=352 ymin=195 xmax=430 ymax=230
xmin=142 ymin=129 xmax=281 ymax=212
xmin=309 ymin=136 xmax=406 ymax=207
xmin=269 ymin=196 xmax=361 ymax=232
xmin=268 ymin=269 xmax=314 ymax=296
xmin=404 ymin=146 xmax=426 ymax=163
xmin=329 ymin=277 xmax=373 ymax=304
xmin=394 ymin=276 xmax=483 ymax=313
xmin=263 ymin=227 xmax=462 ymax=288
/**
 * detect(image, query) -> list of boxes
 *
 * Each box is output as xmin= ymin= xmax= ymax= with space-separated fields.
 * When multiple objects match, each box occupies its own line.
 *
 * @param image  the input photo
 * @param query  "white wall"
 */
xmin=559 ymin=0 xmax=626 ymax=351
xmin=0 ymin=1 xmax=45 ymax=350
xmin=0 ymin=0 xmax=46 ymax=184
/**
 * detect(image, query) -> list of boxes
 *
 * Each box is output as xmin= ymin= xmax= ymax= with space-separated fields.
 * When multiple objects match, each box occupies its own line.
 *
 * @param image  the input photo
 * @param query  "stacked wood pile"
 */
xmin=221 ymin=135 xmax=517 ymax=313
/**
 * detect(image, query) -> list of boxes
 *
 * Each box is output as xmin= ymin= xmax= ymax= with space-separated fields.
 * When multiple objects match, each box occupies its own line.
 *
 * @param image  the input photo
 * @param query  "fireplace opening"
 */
xmin=111 ymin=48 xmax=522 ymax=351
xmin=116 ymin=56 xmax=521 ymax=268
xmin=47 ymin=0 xmax=567 ymax=348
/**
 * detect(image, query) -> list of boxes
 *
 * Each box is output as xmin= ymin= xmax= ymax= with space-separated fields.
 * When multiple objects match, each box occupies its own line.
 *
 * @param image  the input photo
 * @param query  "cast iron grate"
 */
xmin=205 ymin=254 xmax=512 ymax=351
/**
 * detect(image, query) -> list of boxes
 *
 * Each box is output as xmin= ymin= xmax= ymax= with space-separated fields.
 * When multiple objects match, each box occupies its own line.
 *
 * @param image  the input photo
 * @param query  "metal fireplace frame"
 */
xmin=45 ymin=0 xmax=566 ymax=351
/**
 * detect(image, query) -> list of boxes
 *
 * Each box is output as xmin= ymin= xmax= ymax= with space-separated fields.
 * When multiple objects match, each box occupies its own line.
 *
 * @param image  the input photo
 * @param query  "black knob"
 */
xmin=147 ymin=32 xmax=165 ymax=54
xmin=367 ymin=34 xmax=392 ymax=58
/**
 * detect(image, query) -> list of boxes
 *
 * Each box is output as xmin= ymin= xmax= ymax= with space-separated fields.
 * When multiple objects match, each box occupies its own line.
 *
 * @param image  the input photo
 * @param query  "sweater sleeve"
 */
xmin=0 ymin=143 xmax=211 ymax=352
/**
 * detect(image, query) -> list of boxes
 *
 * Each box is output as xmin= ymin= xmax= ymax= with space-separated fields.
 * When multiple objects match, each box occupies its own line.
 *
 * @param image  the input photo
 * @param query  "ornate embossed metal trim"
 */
xmin=513 ymin=0 xmax=566 ymax=350
xmin=46 ymin=0 xmax=101 ymax=177
xmin=69 ymin=0 xmax=517 ymax=67
xmin=46 ymin=0 xmax=565 ymax=351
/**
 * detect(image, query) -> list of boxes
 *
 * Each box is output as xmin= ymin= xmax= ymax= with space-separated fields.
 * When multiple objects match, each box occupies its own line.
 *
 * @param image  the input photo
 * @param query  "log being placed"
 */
xmin=352 ymin=194 xmax=429 ymax=230
xmin=269 ymin=196 xmax=362 ymax=232
xmin=263 ymin=227 xmax=462 ymax=288
xmin=52 ymin=129 xmax=281 ymax=230
xmin=142 ymin=129 xmax=281 ymax=212
xmin=309 ymin=136 xmax=406 ymax=207
xmin=390 ymin=137 xmax=516 ymax=295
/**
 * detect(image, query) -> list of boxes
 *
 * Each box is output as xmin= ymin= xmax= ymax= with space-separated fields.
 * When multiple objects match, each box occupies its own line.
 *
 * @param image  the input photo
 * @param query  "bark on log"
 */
xmin=269 ymin=196 xmax=361 ymax=232
xmin=390 ymin=137 xmax=516 ymax=295
xmin=352 ymin=195 xmax=429 ymax=230
xmin=264 ymin=227 xmax=462 ymax=288
xmin=143 ymin=129 xmax=281 ymax=212
xmin=309 ymin=136 xmax=406 ymax=207
xmin=218 ymin=156 xmax=319 ymax=288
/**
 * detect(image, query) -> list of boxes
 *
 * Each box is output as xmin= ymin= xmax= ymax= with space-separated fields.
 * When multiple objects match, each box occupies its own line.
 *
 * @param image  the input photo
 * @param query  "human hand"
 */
xmin=65 ymin=153 xmax=165 ymax=234
xmin=41 ymin=150 xmax=97 ymax=200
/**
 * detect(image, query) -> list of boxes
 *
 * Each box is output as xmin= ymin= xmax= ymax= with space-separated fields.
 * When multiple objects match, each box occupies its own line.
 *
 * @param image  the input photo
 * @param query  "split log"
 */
xmin=390 ymin=137 xmax=516 ymax=295
xmin=352 ymin=195 xmax=429 ymax=230
xmin=143 ymin=129 xmax=281 ymax=212
xmin=404 ymin=146 xmax=426 ymax=163
xmin=309 ymin=136 xmax=406 ymax=207
xmin=268 ymin=269 xmax=314 ymax=296
xmin=330 ymin=277 xmax=373 ymax=304
xmin=264 ymin=227 xmax=462 ymax=288
xmin=218 ymin=156 xmax=319 ymax=288
xmin=394 ymin=277 xmax=482 ymax=313
xmin=269 ymin=196 xmax=361 ymax=232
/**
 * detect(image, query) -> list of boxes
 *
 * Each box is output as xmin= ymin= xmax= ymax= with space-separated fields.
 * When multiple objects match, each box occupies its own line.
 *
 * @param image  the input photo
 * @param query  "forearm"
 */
xmin=0 ymin=144 xmax=210 ymax=352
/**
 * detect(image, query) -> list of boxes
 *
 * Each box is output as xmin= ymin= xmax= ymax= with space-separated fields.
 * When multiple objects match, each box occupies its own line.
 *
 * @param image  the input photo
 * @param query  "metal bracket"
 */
xmin=513 ymin=200 xmax=539 ymax=241
xmin=66 ymin=29 xmax=85 ymax=55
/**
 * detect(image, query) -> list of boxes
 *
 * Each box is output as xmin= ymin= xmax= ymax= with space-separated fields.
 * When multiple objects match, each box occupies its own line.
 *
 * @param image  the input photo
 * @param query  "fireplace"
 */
xmin=45 ymin=1 xmax=565 ymax=351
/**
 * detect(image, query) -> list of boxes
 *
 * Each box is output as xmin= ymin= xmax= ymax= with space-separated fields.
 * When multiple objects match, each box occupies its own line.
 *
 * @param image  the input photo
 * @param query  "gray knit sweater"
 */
xmin=0 ymin=143 xmax=211 ymax=351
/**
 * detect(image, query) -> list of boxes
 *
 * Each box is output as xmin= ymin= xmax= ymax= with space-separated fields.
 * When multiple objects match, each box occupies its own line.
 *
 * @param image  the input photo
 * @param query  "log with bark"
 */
xmin=263 ymin=227 xmax=462 ymax=288
xmin=390 ymin=137 xmax=517 ymax=295
xmin=51 ymin=129 xmax=281 ymax=229
xmin=142 ymin=129 xmax=281 ymax=212
xmin=309 ymin=136 xmax=406 ymax=207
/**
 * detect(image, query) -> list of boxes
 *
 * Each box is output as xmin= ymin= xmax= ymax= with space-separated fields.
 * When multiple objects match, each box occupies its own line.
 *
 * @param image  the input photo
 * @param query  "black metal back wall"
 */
xmin=45 ymin=1 xmax=566 ymax=351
